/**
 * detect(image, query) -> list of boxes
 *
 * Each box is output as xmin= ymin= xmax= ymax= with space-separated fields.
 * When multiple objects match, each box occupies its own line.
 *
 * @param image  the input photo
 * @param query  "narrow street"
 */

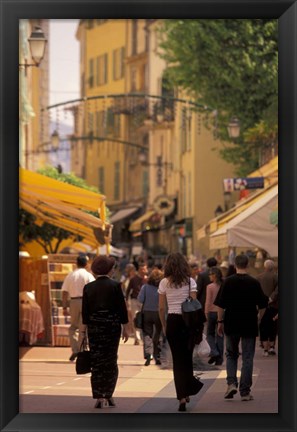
xmin=19 ymin=338 xmax=278 ymax=414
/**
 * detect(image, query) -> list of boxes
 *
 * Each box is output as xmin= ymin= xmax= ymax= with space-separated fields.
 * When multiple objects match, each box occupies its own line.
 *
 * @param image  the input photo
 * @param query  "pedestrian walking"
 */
xmin=219 ymin=261 xmax=229 ymax=279
xmin=120 ymin=263 xmax=136 ymax=296
xmin=205 ymin=267 xmax=224 ymax=366
xmin=196 ymin=257 xmax=217 ymax=311
xmin=62 ymin=255 xmax=95 ymax=361
xmin=137 ymin=268 xmax=163 ymax=366
xmin=126 ymin=263 xmax=148 ymax=345
xmin=189 ymin=261 xmax=200 ymax=284
xmin=257 ymin=260 xmax=278 ymax=356
xmin=214 ymin=254 xmax=268 ymax=401
xmin=158 ymin=252 xmax=204 ymax=412
xmin=82 ymin=255 xmax=129 ymax=408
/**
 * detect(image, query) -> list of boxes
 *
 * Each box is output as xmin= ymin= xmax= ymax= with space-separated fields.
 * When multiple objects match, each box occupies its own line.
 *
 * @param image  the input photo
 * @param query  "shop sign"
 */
xmin=223 ymin=177 xmax=264 ymax=192
xmin=185 ymin=218 xmax=193 ymax=237
xmin=47 ymin=254 xmax=78 ymax=263
xmin=153 ymin=195 xmax=175 ymax=216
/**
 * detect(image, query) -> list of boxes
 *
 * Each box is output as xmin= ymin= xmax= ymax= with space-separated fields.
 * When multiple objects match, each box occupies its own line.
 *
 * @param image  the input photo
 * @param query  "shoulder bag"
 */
xmin=76 ymin=335 xmax=91 ymax=374
xmin=181 ymin=279 xmax=206 ymax=330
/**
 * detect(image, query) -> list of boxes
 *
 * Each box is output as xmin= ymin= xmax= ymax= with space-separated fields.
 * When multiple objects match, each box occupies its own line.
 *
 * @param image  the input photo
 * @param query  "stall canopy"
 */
xmin=197 ymin=156 xmax=278 ymax=242
xmin=19 ymin=168 xmax=111 ymax=249
xmin=64 ymin=242 xmax=124 ymax=258
xmin=110 ymin=207 xmax=140 ymax=224
xmin=210 ymin=185 xmax=278 ymax=257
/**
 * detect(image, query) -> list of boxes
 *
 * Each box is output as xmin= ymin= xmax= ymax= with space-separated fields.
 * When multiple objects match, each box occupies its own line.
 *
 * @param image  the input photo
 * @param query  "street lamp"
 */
xmin=51 ymin=130 xmax=60 ymax=150
xmin=19 ymin=26 xmax=48 ymax=68
xmin=224 ymin=191 xmax=232 ymax=212
xmin=227 ymin=117 xmax=241 ymax=139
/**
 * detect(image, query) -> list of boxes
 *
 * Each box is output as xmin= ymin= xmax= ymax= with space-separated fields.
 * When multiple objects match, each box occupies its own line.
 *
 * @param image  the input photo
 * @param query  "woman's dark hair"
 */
xmin=209 ymin=267 xmax=223 ymax=283
xmin=163 ymin=253 xmax=191 ymax=287
xmin=147 ymin=269 xmax=164 ymax=287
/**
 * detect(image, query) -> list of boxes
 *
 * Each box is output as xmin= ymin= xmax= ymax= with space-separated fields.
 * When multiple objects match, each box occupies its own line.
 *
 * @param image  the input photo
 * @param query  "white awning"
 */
xmin=66 ymin=242 xmax=124 ymax=258
xmin=110 ymin=207 xmax=139 ymax=223
xmin=210 ymin=185 xmax=278 ymax=256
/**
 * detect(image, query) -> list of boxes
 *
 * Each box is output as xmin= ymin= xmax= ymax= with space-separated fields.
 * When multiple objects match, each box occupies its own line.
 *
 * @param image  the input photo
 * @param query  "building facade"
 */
xmin=19 ymin=19 xmax=50 ymax=170
xmin=74 ymin=19 xmax=238 ymax=257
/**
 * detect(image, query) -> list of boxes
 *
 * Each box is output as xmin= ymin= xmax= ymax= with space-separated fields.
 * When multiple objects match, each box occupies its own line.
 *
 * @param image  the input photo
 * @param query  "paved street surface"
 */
xmin=19 ymin=338 xmax=278 ymax=414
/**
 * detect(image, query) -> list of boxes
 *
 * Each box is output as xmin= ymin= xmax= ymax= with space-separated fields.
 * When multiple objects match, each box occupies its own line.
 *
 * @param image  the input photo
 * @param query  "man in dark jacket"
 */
xmin=196 ymin=257 xmax=217 ymax=310
xmin=214 ymin=254 xmax=268 ymax=401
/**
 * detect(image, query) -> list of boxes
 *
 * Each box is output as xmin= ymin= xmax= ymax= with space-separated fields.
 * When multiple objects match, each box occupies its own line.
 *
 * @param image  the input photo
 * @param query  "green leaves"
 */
xmin=159 ymin=19 xmax=278 ymax=175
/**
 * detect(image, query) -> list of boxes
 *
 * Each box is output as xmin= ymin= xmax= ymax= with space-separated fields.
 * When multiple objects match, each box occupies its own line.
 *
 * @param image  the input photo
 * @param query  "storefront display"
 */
xmin=47 ymin=254 xmax=77 ymax=346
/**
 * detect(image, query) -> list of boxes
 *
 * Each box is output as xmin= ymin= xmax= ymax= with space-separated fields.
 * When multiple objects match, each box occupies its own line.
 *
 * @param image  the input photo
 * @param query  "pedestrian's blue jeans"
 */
xmin=225 ymin=334 xmax=256 ymax=396
xmin=206 ymin=312 xmax=224 ymax=359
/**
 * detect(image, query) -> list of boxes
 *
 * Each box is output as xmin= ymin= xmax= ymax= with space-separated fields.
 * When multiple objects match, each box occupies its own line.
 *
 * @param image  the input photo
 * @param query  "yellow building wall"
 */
xmin=78 ymin=19 xmax=127 ymax=207
xmin=20 ymin=238 xmax=75 ymax=258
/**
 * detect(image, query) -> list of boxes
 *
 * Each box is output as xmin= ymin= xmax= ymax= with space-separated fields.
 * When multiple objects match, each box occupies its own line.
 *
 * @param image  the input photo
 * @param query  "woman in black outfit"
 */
xmin=82 ymin=255 xmax=129 ymax=409
xmin=158 ymin=253 xmax=204 ymax=412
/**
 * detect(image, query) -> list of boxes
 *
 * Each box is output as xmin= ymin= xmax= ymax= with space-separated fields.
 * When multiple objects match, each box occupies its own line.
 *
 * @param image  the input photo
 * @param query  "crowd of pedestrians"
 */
xmin=61 ymin=249 xmax=278 ymax=412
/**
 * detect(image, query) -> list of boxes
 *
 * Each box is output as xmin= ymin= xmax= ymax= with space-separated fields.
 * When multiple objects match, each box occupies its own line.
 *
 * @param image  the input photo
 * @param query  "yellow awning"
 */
xmin=129 ymin=210 xmax=155 ymax=232
xmin=248 ymin=155 xmax=278 ymax=184
xmin=19 ymin=168 xmax=111 ymax=248
xmin=20 ymin=168 xmax=107 ymax=214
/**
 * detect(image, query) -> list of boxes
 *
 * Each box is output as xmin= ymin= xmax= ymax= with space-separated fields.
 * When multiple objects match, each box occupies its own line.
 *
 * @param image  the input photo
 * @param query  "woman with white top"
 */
xmin=158 ymin=253 xmax=204 ymax=412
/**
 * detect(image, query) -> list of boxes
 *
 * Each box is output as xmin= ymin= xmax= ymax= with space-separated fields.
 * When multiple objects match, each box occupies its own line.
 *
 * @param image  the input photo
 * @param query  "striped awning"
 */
xmin=19 ymin=168 xmax=111 ymax=248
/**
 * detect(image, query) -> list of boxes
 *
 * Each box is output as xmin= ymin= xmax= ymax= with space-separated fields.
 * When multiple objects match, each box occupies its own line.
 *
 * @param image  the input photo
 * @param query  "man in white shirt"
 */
xmin=62 ymin=255 xmax=95 ymax=361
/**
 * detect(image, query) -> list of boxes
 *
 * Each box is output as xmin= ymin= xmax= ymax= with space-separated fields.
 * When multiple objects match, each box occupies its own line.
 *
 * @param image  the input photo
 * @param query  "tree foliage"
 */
xmin=159 ymin=19 xmax=278 ymax=175
xmin=19 ymin=167 xmax=106 ymax=254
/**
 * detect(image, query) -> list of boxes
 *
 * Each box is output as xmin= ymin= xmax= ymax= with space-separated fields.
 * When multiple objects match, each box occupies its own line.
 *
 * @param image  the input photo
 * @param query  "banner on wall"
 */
xmin=223 ymin=177 xmax=264 ymax=192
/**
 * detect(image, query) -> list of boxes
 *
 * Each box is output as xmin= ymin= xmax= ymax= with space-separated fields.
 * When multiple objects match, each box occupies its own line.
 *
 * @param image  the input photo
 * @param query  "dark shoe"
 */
xmin=107 ymin=397 xmax=116 ymax=407
xmin=155 ymin=359 xmax=161 ymax=365
xmin=144 ymin=355 xmax=151 ymax=366
xmin=134 ymin=340 xmax=140 ymax=346
xmin=185 ymin=397 xmax=190 ymax=403
xmin=69 ymin=353 xmax=78 ymax=362
xmin=94 ymin=398 xmax=109 ymax=408
xmin=224 ymin=384 xmax=237 ymax=399
xmin=215 ymin=358 xmax=223 ymax=366
xmin=178 ymin=402 xmax=186 ymax=412
xmin=208 ymin=356 xmax=218 ymax=365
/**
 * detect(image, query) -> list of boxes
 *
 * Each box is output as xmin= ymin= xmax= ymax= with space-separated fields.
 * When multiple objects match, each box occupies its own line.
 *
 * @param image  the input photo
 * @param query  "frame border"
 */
xmin=1 ymin=1 xmax=296 ymax=431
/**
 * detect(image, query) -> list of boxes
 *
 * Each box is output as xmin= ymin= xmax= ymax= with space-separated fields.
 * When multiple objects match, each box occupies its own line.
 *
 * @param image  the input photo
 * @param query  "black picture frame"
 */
xmin=1 ymin=1 xmax=296 ymax=431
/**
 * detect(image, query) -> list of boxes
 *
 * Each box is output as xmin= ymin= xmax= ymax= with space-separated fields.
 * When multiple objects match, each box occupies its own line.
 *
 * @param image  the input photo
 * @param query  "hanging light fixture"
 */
xmin=138 ymin=149 xmax=147 ymax=164
xmin=51 ymin=130 xmax=60 ymax=150
xmin=27 ymin=26 xmax=48 ymax=67
xmin=227 ymin=117 xmax=240 ymax=139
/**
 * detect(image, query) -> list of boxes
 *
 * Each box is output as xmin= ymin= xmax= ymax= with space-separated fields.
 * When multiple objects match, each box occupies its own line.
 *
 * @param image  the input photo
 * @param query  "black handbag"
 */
xmin=133 ymin=287 xmax=146 ymax=329
xmin=181 ymin=279 xmax=206 ymax=330
xmin=76 ymin=336 xmax=91 ymax=374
